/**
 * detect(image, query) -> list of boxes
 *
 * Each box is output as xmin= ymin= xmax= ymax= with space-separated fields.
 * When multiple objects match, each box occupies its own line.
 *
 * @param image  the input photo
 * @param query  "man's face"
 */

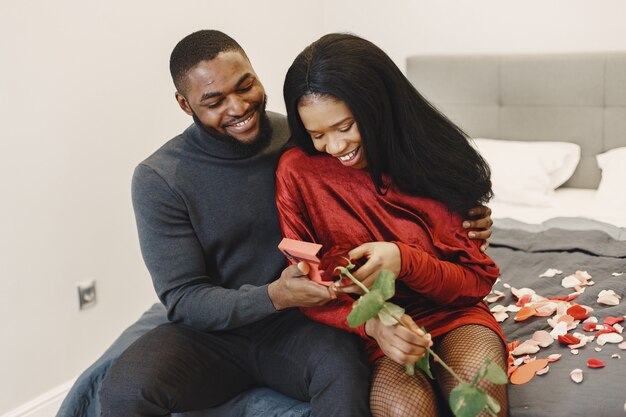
xmin=176 ymin=51 xmax=266 ymax=143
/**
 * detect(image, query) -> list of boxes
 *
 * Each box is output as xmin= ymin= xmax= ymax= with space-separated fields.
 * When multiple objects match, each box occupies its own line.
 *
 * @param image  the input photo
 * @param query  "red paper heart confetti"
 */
xmin=567 ymin=305 xmax=589 ymax=320
xmin=583 ymin=323 xmax=597 ymax=332
xmin=595 ymin=326 xmax=618 ymax=338
xmin=515 ymin=306 xmax=537 ymax=322
xmin=604 ymin=316 xmax=625 ymax=326
xmin=558 ymin=334 xmax=581 ymax=345
xmin=586 ymin=358 xmax=605 ymax=368
xmin=516 ymin=294 xmax=533 ymax=307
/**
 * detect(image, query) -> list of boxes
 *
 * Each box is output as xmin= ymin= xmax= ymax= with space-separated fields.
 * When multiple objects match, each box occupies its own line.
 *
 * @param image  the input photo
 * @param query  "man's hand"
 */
xmin=268 ymin=263 xmax=333 ymax=310
xmin=365 ymin=315 xmax=432 ymax=366
xmin=463 ymin=205 xmax=493 ymax=252
xmin=336 ymin=242 xmax=401 ymax=295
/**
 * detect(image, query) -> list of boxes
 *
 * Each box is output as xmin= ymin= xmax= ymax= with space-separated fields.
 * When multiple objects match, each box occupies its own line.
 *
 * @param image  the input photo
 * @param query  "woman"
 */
xmin=276 ymin=33 xmax=508 ymax=417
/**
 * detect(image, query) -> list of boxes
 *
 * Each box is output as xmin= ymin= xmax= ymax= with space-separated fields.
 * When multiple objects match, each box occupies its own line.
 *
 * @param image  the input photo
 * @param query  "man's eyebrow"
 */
xmin=199 ymin=73 xmax=253 ymax=102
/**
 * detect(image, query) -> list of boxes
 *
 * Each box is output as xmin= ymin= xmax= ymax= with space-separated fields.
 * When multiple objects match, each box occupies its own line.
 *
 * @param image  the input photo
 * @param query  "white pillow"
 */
xmin=592 ymin=147 xmax=626 ymax=217
xmin=472 ymin=138 xmax=581 ymax=206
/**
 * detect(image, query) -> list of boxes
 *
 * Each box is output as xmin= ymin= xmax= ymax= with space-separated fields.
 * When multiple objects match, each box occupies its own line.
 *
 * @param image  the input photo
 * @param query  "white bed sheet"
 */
xmin=490 ymin=187 xmax=626 ymax=228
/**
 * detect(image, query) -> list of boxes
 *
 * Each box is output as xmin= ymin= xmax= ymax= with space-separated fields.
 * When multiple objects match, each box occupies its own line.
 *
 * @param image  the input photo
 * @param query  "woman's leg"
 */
xmin=370 ymin=356 xmax=439 ymax=417
xmin=432 ymin=325 xmax=509 ymax=417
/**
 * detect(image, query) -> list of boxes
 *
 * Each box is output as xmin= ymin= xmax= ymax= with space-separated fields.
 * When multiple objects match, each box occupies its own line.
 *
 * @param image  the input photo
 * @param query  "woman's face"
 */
xmin=297 ymin=95 xmax=367 ymax=169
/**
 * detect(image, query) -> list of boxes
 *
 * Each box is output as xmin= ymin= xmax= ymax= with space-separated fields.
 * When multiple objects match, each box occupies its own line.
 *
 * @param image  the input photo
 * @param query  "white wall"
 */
xmin=0 ymin=0 xmax=322 ymax=414
xmin=2 ymin=0 xmax=626 ymax=414
xmin=321 ymin=0 xmax=626 ymax=70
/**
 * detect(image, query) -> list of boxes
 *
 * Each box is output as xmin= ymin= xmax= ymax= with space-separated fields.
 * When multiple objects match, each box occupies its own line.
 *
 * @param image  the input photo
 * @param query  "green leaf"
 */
xmin=415 ymin=347 xmax=433 ymax=379
xmin=371 ymin=270 xmax=396 ymax=300
xmin=377 ymin=302 xmax=404 ymax=326
xmin=404 ymin=363 xmax=415 ymax=376
xmin=347 ymin=290 xmax=385 ymax=327
xmin=485 ymin=394 xmax=501 ymax=415
xmin=470 ymin=361 xmax=488 ymax=386
xmin=483 ymin=358 xmax=509 ymax=385
xmin=449 ymin=383 xmax=488 ymax=417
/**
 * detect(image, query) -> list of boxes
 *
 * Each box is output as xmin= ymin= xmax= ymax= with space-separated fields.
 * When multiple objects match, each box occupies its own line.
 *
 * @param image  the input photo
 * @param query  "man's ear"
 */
xmin=175 ymin=92 xmax=194 ymax=116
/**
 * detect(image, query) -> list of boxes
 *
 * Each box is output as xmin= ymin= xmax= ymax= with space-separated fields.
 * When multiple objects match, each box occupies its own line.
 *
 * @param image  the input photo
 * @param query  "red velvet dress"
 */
xmin=275 ymin=147 xmax=505 ymax=362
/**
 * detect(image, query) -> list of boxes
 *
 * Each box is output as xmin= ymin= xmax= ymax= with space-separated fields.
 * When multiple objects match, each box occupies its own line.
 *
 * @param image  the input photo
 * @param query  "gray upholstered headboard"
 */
xmin=406 ymin=53 xmax=626 ymax=188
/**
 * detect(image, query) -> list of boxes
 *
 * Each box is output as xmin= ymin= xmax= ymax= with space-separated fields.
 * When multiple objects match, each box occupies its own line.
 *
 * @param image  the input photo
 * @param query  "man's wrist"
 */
xmin=267 ymin=281 xmax=286 ymax=311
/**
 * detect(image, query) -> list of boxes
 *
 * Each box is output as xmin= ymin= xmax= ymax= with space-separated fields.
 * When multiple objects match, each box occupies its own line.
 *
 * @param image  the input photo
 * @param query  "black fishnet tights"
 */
xmin=370 ymin=325 xmax=508 ymax=417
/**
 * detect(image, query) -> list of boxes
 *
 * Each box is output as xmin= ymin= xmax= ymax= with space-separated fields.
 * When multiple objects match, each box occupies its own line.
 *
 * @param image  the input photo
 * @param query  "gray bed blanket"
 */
xmin=57 ymin=225 xmax=625 ymax=417
xmin=489 ymin=227 xmax=626 ymax=417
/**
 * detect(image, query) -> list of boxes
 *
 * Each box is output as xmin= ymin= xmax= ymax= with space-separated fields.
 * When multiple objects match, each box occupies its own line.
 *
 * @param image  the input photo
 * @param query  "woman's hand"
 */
xmin=463 ymin=205 xmax=493 ymax=252
xmin=365 ymin=315 xmax=432 ymax=366
xmin=336 ymin=242 xmax=401 ymax=294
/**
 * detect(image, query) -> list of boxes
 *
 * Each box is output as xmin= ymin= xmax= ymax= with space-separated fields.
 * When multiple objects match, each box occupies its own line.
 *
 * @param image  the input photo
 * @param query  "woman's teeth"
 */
xmin=338 ymin=148 xmax=358 ymax=161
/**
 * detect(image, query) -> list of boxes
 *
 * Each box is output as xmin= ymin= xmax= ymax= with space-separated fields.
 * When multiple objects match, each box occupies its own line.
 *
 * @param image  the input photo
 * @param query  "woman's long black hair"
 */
xmin=283 ymin=33 xmax=493 ymax=215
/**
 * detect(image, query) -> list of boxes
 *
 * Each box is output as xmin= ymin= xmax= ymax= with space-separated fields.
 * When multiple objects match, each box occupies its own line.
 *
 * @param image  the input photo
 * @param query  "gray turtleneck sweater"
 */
xmin=131 ymin=112 xmax=291 ymax=331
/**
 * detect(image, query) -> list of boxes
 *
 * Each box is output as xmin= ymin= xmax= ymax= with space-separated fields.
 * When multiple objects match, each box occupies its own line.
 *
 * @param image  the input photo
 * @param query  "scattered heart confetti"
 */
xmin=485 ymin=290 xmax=505 ymax=303
xmin=586 ymin=358 xmax=605 ymax=368
xmin=513 ymin=356 xmax=528 ymax=367
xmin=493 ymin=311 xmax=509 ymax=322
xmin=515 ymin=306 xmax=537 ymax=321
xmin=561 ymin=271 xmax=592 ymax=289
xmin=597 ymin=290 xmax=621 ymax=306
xmin=500 ymin=267 xmax=624 ymax=390
xmin=550 ymin=321 xmax=569 ymax=339
xmin=604 ymin=316 xmax=624 ymax=326
xmin=557 ymin=314 xmax=576 ymax=326
xmin=539 ymin=268 xmax=563 ymax=278
xmin=562 ymin=275 xmax=583 ymax=288
xmin=583 ymin=323 xmax=597 ymax=332
xmin=597 ymin=333 xmax=624 ymax=346
xmin=534 ymin=302 xmax=558 ymax=317
xmin=511 ymin=287 xmax=535 ymax=300
xmin=595 ymin=326 xmax=618 ymax=339
xmin=570 ymin=368 xmax=583 ymax=383
xmin=510 ymin=359 xmax=550 ymax=384
xmin=511 ymin=340 xmax=541 ymax=355
xmin=567 ymin=305 xmax=589 ymax=320
xmin=531 ymin=330 xmax=554 ymax=347
xmin=558 ymin=334 xmax=581 ymax=345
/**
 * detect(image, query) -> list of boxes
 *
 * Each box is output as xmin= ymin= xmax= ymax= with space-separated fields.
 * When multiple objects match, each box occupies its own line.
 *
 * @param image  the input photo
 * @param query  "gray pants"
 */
xmin=100 ymin=310 xmax=372 ymax=417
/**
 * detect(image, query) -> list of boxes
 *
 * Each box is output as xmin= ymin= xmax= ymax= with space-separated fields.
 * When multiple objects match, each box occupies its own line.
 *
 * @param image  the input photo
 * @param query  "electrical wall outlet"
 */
xmin=77 ymin=279 xmax=97 ymax=310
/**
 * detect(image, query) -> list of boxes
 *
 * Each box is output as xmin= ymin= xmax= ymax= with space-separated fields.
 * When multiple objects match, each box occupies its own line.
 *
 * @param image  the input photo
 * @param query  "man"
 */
xmin=100 ymin=30 xmax=492 ymax=416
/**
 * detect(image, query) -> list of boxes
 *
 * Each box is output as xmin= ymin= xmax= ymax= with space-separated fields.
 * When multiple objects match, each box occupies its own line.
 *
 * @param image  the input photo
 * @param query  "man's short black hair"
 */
xmin=170 ymin=30 xmax=247 ymax=94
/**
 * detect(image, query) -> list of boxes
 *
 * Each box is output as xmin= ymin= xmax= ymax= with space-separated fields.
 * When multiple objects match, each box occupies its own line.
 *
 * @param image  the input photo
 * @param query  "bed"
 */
xmin=57 ymin=53 xmax=626 ymax=417
xmin=407 ymin=53 xmax=626 ymax=416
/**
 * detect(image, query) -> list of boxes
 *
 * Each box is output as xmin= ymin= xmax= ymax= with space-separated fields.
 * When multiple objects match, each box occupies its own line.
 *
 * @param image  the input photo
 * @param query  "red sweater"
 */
xmin=275 ymin=147 xmax=505 ymax=362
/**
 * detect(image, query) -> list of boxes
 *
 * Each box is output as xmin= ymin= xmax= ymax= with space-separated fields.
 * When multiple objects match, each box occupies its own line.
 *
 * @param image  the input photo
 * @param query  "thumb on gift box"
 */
xmin=297 ymin=261 xmax=310 ymax=275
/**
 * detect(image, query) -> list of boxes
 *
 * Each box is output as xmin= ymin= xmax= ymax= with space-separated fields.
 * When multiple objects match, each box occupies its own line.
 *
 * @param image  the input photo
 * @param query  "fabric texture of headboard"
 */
xmin=406 ymin=53 xmax=626 ymax=188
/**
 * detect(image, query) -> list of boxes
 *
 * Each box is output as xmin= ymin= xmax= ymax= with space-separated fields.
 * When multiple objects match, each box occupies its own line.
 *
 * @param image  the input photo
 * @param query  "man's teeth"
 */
xmin=232 ymin=113 xmax=253 ymax=127
xmin=338 ymin=148 xmax=358 ymax=161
